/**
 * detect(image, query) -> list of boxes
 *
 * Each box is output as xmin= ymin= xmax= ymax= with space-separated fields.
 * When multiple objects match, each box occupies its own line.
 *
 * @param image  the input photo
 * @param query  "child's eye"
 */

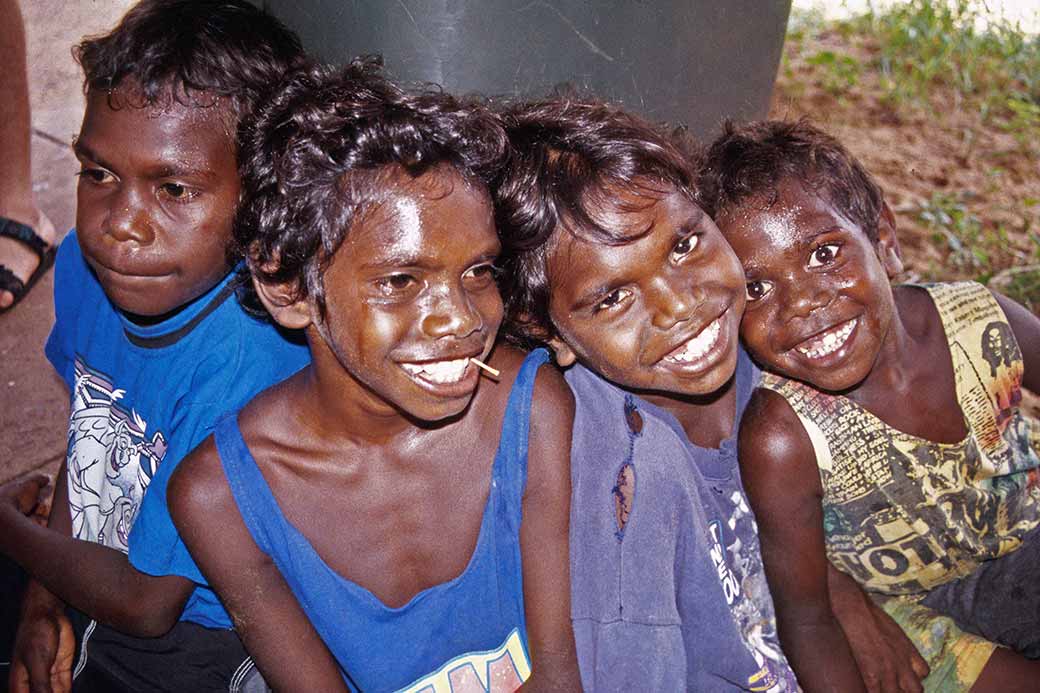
xmin=671 ymin=234 xmax=699 ymax=261
xmin=76 ymin=168 xmax=114 ymax=185
xmin=463 ymin=263 xmax=498 ymax=286
xmin=159 ymin=182 xmax=196 ymax=201
xmin=746 ymin=280 xmax=773 ymax=302
xmin=808 ymin=243 xmax=840 ymax=268
xmin=375 ymin=273 xmax=418 ymax=296
xmin=595 ymin=288 xmax=632 ymax=313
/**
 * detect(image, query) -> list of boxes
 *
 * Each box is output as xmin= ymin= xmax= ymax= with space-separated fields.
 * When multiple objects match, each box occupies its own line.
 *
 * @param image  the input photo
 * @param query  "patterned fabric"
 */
xmin=761 ymin=281 xmax=1040 ymax=691
xmin=45 ymin=232 xmax=309 ymax=628
xmin=762 ymin=282 xmax=1040 ymax=595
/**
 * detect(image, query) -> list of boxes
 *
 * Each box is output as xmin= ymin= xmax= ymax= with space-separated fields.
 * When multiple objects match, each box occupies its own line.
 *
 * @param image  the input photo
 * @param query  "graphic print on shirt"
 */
xmin=397 ymin=628 xmax=531 ymax=693
xmin=766 ymin=283 xmax=1040 ymax=596
xmin=710 ymin=492 xmax=790 ymax=692
xmin=66 ymin=357 xmax=167 ymax=552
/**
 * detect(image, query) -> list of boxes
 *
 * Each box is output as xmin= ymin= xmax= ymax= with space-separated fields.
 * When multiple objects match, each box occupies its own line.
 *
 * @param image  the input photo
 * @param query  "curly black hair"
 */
xmin=492 ymin=96 xmax=702 ymax=348
xmin=235 ymin=58 xmax=509 ymax=317
xmin=74 ymin=0 xmax=304 ymax=119
xmin=699 ymin=118 xmax=885 ymax=243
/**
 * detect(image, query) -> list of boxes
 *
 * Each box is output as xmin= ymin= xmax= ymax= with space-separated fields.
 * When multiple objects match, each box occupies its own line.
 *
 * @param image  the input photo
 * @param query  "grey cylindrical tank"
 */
xmin=262 ymin=1 xmax=791 ymax=140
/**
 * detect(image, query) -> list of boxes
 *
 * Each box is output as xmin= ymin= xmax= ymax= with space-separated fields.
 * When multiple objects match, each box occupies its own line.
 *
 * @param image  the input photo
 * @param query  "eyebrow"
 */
xmin=360 ymin=248 xmax=499 ymax=272
xmin=73 ymin=139 xmax=218 ymax=181
xmin=570 ymin=279 xmax=624 ymax=312
xmin=740 ymin=226 xmax=840 ymax=275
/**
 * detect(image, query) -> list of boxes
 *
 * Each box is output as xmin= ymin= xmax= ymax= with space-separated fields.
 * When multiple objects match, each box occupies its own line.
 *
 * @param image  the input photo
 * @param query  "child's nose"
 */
xmin=421 ymin=286 xmax=482 ymax=339
xmin=649 ymin=278 xmax=695 ymax=330
xmin=105 ymin=189 xmax=155 ymax=245
xmin=779 ymin=280 xmax=831 ymax=320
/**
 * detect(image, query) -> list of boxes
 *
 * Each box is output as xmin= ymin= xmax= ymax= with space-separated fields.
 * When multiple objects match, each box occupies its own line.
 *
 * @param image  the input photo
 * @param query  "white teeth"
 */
xmin=401 ymin=358 xmax=470 ymax=384
xmin=664 ymin=319 xmax=722 ymax=364
xmin=795 ymin=319 xmax=856 ymax=359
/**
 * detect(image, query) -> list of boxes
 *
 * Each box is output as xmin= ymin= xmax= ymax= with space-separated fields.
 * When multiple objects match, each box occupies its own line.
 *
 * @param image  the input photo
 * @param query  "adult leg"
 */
xmin=0 ymin=0 xmax=56 ymax=310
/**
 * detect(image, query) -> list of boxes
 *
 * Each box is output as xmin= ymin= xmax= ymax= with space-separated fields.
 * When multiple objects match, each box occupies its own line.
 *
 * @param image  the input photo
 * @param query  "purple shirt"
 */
xmin=565 ymin=348 xmax=799 ymax=692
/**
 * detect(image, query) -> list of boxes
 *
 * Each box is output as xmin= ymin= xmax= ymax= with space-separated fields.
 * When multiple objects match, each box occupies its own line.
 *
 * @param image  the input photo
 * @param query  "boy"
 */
xmin=0 ymin=2 xmax=307 ymax=691
xmin=166 ymin=61 xmax=580 ymax=692
xmin=701 ymin=119 xmax=1040 ymax=692
xmin=493 ymin=97 xmax=799 ymax=691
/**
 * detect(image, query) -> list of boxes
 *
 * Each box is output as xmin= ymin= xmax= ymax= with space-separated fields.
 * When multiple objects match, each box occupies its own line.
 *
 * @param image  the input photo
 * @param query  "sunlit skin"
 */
xmin=74 ymin=85 xmax=239 ymax=320
xmin=168 ymin=166 xmax=580 ymax=690
xmin=298 ymin=169 xmax=504 ymax=426
xmin=716 ymin=176 xmax=974 ymax=443
xmin=716 ymin=175 xmax=1040 ymax=691
xmin=546 ymin=186 xmax=746 ymax=447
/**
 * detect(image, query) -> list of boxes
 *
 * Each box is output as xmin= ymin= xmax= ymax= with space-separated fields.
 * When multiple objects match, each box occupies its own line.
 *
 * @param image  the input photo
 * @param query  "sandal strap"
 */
xmin=0 ymin=217 xmax=49 ymax=259
xmin=0 ymin=264 xmax=26 ymax=296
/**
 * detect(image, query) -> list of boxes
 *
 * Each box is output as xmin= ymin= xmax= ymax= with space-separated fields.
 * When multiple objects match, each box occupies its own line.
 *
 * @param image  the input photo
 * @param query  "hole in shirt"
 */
xmin=613 ymin=463 xmax=635 ymax=535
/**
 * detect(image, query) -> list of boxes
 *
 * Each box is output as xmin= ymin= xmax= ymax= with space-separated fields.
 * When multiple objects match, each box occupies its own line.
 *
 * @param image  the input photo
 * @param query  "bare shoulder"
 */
xmin=167 ymin=436 xmax=234 ymax=525
xmin=739 ymin=387 xmax=821 ymax=496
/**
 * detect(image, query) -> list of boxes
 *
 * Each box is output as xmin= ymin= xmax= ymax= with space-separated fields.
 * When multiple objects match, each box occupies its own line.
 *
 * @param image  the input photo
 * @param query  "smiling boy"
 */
xmin=0 ymin=2 xmax=308 ymax=691
xmin=702 ymin=119 xmax=1040 ymax=692
xmin=494 ymin=98 xmax=799 ymax=691
xmin=165 ymin=61 xmax=579 ymax=692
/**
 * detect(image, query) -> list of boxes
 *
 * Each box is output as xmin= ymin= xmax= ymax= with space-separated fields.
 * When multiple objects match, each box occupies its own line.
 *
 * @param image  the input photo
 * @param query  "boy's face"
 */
xmin=74 ymin=86 xmax=239 ymax=319
xmin=546 ymin=187 xmax=746 ymax=397
xmin=311 ymin=169 xmax=503 ymax=423
xmin=715 ymin=177 xmax=902 ymax=392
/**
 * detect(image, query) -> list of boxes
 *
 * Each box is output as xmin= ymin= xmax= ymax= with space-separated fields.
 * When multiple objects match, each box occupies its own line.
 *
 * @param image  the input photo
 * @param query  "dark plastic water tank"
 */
xmin=262 ymin=1 xmax=791 ymax=140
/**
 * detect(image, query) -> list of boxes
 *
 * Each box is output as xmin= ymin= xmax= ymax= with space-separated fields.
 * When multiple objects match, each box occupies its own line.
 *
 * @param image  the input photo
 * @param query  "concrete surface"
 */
xmin=1 ymin=1 xmax=133 ymax=483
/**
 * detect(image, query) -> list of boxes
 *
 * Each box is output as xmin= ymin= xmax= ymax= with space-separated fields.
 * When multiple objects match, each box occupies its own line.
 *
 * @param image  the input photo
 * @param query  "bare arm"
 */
xmin=738 ymin=389 xmax=866 ymax=693
xmin=517 ymin=366 xmax=581 ymax=691
xmin=827 ymin=564 xmax=929 ymax=693
xmin=992 ymin=291 xmax=1040 ymax=394
xmin=168 ymin=437 xmax=348 ymax=693
xmin=0 ymin=469 xmax=193 ymax=637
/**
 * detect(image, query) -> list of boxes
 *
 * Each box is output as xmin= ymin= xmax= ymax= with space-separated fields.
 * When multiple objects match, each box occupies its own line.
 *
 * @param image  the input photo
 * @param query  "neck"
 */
xmin=856 ymin=291 xmax=919 ymax=397
xmin=639 ymin=373 xmax=738 ymax=449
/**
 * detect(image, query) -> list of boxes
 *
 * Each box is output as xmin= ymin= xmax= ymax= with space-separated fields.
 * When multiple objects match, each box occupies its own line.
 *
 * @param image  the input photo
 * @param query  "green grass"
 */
xmin=849 ymin=1 xmax=1040 ymax=148
xmin=785 ymin=1 xmax=1040 ymax=309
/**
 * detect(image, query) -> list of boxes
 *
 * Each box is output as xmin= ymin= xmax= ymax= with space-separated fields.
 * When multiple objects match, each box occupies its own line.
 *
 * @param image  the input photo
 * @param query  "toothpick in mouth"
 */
xmin=470 ymin=357 xmax=500 ymax=379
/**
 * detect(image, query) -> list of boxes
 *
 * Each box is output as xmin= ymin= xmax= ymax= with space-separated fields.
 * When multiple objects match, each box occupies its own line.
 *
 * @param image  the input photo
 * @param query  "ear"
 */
xmin=547 ymin=336 xmax=577 ymax=367
xmin=252 ymin=274 xmax=313 ymax=330
xmin=875 ymin=201 xmax=904 ymax=279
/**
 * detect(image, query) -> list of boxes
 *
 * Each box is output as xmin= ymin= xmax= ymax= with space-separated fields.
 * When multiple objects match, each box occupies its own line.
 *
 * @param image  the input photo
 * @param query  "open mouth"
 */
xmin=794 ymin=318 xmax=857 ymax=360
xmin=400 ymin=357 xmax=473 ymax=385
xmin=662 ymin=317 xmax=723 ymax=366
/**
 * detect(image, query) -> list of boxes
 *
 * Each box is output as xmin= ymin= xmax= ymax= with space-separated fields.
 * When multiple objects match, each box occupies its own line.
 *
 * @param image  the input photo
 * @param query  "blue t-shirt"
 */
xmin=211 ymin=350 xmax=550 ymax=692
xmin=45 ymin=232 xmax=310 ymax=628
xmin=565 ymin=349 xmax=800 ymax=692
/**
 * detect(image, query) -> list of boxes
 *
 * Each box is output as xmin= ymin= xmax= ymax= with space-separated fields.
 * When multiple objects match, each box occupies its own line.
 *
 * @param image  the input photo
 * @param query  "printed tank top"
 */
xmin=762 ymin=282 xmax=1040 ymax=595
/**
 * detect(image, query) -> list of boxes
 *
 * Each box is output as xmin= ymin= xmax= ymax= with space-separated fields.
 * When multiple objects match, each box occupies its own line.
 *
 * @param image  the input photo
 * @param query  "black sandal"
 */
xmin=0 ymin=216 xmax=56 ymax=314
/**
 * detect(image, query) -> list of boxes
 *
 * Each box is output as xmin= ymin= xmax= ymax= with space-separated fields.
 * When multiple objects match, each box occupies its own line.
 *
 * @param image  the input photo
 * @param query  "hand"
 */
xmin=0 ymin=474 xmax=51 ymax=520
xmin=8 ymin=598 xmax=75 ymax=693
xmin=828 ymin=566 xmax=929 ymax=693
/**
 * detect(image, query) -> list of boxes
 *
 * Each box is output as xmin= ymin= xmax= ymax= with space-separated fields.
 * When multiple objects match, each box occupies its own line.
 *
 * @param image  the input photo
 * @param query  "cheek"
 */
xmin=476 ymin=289 xmax=505 ymax=333
xmin=359 ymin=307 xmax=410 ymax=355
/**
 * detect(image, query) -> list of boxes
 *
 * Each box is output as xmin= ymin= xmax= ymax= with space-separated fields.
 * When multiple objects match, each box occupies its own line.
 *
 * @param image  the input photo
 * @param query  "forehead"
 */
xmin=717 ymin=178 xmax=857 ymax=259
xmin=343 ymin=168 xmax=497 ymax=264
xmin=549 ymin=189 xmax=699 ymax=288
xmin=77 ymin=87 xmax=237 ymax=171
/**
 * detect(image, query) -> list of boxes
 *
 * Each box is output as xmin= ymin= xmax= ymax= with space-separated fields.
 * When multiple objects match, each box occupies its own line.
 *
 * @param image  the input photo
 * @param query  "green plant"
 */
xmin=918 ymin=191 xmax=987 ymax=271
xmin=806 ymin=50 xmax=861 ymax=96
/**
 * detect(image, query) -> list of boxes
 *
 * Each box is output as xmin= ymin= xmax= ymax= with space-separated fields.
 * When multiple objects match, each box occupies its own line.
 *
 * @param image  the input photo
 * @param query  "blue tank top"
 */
xmin=213 ymin=349 xmax=549 ymax=692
